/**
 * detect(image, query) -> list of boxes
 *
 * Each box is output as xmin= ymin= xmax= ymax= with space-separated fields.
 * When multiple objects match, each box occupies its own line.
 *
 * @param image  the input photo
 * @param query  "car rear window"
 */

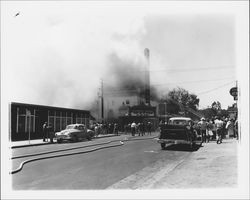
xmin=169 ymin=120 xmax=189 ymax=125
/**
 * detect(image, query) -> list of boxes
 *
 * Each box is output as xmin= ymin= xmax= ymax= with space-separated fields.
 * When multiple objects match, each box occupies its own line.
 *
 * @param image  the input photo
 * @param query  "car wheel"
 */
xmin=57 ymin=139 xmax=62 ymax=144
xmin=161 ymin=143 xmax=166 ymax=150
xmin=190 ymin=142 xmax=196 ymax=150
xmin=72 ymin=136 xmax=78 ymax=142
xmin=87 ymin=135 xmax=91 ymax=141
xmin=190 ymin=142 xmax=193 ymax=150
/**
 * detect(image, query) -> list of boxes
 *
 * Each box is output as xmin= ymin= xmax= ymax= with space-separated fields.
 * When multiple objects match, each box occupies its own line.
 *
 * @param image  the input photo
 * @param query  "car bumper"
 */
xmin=56 ymin=135 xmax=72 ymax=140
xmin=157 ymin=138 xmax=192 ymax=145
xmin=158 ymin=138 xmax=202 ymax=144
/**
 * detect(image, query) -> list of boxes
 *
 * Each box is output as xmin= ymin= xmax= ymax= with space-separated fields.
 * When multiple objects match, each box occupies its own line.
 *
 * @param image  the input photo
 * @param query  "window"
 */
xmin=26 ymin=116 xmax=34 ymax=133
xmin=55 ymin=117 xmax=61 ymax=131
xmin=66 ymin=112 xmax=73 ymax=125
xmin=18 ymin=116 xmax=25 ymax=133
xmin=78 ymin=125 xmax=85 ymax=130
xmin=48 ymin=111 xmax=73 ymax=131
xmin=169 ymin=120 xmax=188 ymax=125
xmin=61 ymin=117 xmax=66 ymax=130
xmin=16 ymin=107 xmax=36 ymax=133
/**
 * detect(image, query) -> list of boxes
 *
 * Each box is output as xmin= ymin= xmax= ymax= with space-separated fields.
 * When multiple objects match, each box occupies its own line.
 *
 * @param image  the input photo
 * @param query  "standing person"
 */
xmin=103 ymin=123 xmax=107 ymax=135
xmin=99 ymin=123 xmax=103 ymax=135
xmin=147 ymin=122 xmax=152 ymax=136
xmin=48 ymin=123 xmax=54 ymax=143
xmin=198 ymin=118 xmax=208 ymax=143
xmin=94 ymin=123 xmax=99 ymax=137
xmin=138 ymin=123 xmax=141 ymax=136
xmin=226 ymin=118 xmax=235 ymax=138
xmin=127 ymin=123 xmax=131 ymax=135
xmin=124 ymin=124 xmax=127 ymax=135
xmin=139 ymin=123 xmax=144 ymax=136
xmin=108 ymin=124 xmax=112 ymax=134
xmin=139 ymin=123 xmax=145 ymax=136
xmin=113 ymin=123 xmax=119 ymax=136
xmin=234 ymin=119 xmax=238 ymax=140
xmin=214 ymin=116 xmax=224 ymax=144
xmin=110 ymin=123 xmax=114 ymax=135
xmin=42 ymin=122 xmax=48 ymax=142
xmin=211 ymin=119 xmax=217 ymax=140
xmin=207 ymin=120 xmax=214 ymax=143
xmin=136 ymin=123 xmax=140 ymax=135
xmin=131 ymin=122 xmax=136 ymax=136
xmin=222 ymin=118 xmax=228 ymax=139
xmin=142 ymin=123 xmax=146 ymax=136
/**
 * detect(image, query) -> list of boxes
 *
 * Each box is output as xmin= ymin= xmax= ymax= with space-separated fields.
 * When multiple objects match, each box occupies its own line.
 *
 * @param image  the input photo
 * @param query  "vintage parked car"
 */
xmin=158 ymin=117 xmax=201 ymax=149
xmin=55 ymin=124 xmax=95 ymax=143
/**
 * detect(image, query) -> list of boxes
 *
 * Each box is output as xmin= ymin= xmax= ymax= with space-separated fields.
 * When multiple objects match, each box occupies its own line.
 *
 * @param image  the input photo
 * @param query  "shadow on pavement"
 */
xmin=163 ymin=143 xmax=202 ymax=152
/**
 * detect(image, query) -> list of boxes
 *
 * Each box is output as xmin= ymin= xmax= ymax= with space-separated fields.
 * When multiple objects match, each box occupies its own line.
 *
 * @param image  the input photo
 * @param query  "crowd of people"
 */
xmin=43 ymin=116 xmax=238 ymax=143
xmin=196 ymin=116 xmax=238 ymax=144
xmin=90 ymin=122 xmax=153 ymax=137
xmin=89 ymin=123 xmax=119 ymax=136
xmin=124 ymin=122 xmax=153 ymax=136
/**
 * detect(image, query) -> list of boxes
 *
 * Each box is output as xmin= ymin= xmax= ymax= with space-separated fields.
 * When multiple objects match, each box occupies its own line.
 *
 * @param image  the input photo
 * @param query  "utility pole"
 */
xmin=164 ymin=102 xmax=167 ymax=123
xmin=144 ymin=48 xmax=150 ymax=106
xmin=96 ymin=92 xmax=100 ymax=122
xmin=101 ymin=79 xmax=104 ymax=123
xmin=235 ymin=80 xmax=238 ymax=119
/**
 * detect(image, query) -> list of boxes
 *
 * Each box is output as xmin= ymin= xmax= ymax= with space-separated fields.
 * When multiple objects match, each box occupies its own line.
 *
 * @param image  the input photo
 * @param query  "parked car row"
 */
xmin=54 ymin=118 xmax=201 ymax=150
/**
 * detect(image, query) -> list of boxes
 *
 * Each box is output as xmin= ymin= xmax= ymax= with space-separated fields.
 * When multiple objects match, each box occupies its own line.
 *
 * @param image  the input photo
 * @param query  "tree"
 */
xmin=199 ymin=108 xmax=217 ymax=119
xmin=211 ymin=101 xmax=221 ymax=111
xmin=199 ymin=101 xmax=229 ymax=119
xmin=160 ymin=87 xmax=200 ymax=115
xmin=168 ymin=87 xmax=200 ymax=110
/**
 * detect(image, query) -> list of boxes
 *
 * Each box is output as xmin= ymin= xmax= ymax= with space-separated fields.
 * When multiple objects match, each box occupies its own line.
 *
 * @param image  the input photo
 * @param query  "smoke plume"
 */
xmin=104 ymin=52 xmax=160 ymax=101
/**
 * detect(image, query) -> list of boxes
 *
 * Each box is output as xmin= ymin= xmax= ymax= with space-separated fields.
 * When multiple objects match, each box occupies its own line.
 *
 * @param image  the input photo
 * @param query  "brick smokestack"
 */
xmin=144 ymin=48 xmax=150 ymax=105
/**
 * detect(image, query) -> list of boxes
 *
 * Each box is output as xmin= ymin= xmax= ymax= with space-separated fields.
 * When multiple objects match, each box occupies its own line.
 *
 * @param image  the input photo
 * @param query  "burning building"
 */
xmin=101 ymin=48 xmax=159 ymax=130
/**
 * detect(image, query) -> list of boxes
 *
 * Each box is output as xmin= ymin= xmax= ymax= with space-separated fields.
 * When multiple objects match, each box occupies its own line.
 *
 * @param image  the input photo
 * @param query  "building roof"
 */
xmin=11 ymin=102 xmax=90 ymax=113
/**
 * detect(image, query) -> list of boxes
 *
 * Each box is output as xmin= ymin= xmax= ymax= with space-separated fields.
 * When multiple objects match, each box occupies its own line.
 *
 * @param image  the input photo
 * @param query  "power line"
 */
xmin=131 ymin=65 xmax=235 ymax=73
xmin=151 ymin=77 xmax=235 ymax=86
xmin=103 ymin=77 xmax=235 ymax=94
xmin=104 ymin=80 xmax=235 ymax=98
xmin=197 ymin=81 xmax=235 ymax=95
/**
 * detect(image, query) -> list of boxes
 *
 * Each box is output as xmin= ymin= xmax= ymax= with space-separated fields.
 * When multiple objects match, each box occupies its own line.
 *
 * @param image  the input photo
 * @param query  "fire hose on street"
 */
xmin=11 ymin=136 xmax=158 ymax=174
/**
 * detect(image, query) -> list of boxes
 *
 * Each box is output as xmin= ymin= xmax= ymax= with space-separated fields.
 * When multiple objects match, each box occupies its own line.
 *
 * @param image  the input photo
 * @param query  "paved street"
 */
xmin=11 ymin=132 xmax=238 ymax=191
xmin=12 ymin=133 xmax=195 ymax=190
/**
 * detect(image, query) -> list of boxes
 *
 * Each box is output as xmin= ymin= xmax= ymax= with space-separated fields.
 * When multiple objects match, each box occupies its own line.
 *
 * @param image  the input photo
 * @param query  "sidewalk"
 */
xmin=10 ymin=134 xmax=118 ymax=149
xmin=107 ymin=138 xmax=238 ymax=190
xmin=152 ymin=138 xmax=238 ymax=189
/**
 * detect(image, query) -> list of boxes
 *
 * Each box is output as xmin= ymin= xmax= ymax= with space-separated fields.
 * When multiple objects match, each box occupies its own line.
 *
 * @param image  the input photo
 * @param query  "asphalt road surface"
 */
xmin=11 ymin=134 xmax=197 ymax=190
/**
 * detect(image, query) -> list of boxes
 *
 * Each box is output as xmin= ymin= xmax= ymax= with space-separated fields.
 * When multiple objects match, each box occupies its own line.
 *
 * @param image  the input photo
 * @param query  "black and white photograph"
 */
xmin=1 ymin=1 xmax=249 ymax=199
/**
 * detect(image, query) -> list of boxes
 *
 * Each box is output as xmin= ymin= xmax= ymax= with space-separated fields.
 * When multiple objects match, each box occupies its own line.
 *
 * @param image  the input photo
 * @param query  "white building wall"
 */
xmin=104 ymin=95 xmax=139 ymax=119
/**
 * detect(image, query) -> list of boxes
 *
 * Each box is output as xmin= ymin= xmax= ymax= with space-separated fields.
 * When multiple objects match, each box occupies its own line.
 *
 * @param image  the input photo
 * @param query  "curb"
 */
xmin=11 ymin=134 xmax=119 ymax=149
xmin=11 ymin=142 xmax=54 ymax=149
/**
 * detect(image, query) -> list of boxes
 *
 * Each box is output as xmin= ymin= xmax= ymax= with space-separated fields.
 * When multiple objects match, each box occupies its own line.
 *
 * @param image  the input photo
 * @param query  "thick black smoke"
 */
xmin=104 ymin=52 xmax=159 ymax=101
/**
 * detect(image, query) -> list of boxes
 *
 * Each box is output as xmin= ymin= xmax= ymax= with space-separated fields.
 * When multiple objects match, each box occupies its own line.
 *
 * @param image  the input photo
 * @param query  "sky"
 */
xmin=1 ymin=1 xmax=247 ymax=111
